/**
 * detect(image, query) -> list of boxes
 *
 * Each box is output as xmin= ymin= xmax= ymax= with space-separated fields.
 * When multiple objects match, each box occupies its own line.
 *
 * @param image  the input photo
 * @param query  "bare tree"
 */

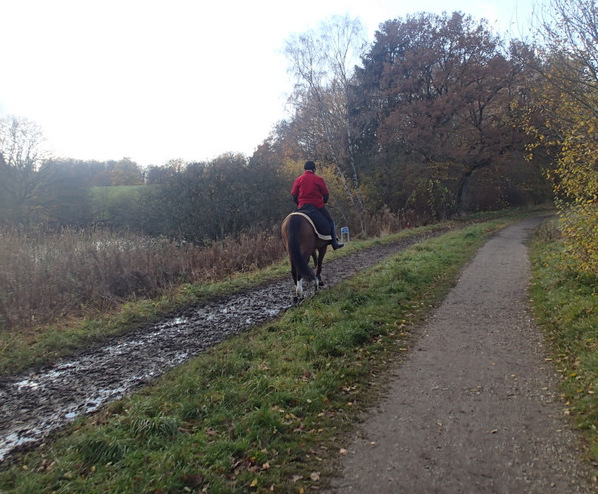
xmin=284 ymin=15 xmax=367 ymax=218
xmin=0 ymin=116 xmax=47 ymax=225
xmin=534 ymin=0 xmax=598 ymax=118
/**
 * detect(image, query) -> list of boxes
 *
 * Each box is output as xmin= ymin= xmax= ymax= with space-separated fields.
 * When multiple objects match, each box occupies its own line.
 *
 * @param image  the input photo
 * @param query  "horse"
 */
xmin=281 ymin=213 xmax=329 ymax=303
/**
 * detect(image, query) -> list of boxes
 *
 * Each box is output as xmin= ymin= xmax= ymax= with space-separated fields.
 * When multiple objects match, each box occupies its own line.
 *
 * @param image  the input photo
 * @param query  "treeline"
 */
xmin=1 ymin=3 xmax=595 ymax=259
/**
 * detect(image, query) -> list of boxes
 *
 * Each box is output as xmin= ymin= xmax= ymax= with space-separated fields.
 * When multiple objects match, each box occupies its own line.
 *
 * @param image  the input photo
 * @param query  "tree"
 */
xmin=155 ymin=153 xmax=288 ymax=243
xmin=250 ymin=135 xmax=301 ymax=223
xmin=146 ymin=164 xmax=176 ymax=185
xmin=35 ymin=159 xmax=93 ymax=226
xmin=531 ymin=0 xmax=598 ymax=273
xmin=108 ymin=158 xmax=143 ymax=185
xmin=357 ymin=12 xmax=539 ymax=211
xmin=284 ymin=15 xmax=368 ymax=220
xmin=0 ymin=116 xmax=47 ymax=226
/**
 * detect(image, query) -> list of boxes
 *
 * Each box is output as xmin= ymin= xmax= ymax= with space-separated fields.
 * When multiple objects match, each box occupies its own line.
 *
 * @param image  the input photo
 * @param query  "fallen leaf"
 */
xmin=339 ymin=448 xmax=348 ymax=455
xmin=292 ymin=475 xmax=303 ymax=483
xmin=310 ymin=472 xmax=320 ymax=481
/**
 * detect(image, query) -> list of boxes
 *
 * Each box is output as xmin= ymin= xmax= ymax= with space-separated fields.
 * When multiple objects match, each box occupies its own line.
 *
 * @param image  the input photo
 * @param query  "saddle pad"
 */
xmin=289 ymin=212 xmax=332 ymax=241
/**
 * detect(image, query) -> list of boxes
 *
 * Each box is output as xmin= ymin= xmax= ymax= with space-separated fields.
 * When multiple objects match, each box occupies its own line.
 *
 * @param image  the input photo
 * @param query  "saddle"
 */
xmin=290 ymin=205 xmax=332 ymax=241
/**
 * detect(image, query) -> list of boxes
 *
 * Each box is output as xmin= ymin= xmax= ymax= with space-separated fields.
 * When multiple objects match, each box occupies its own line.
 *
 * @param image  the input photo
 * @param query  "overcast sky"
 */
xmin=0 ymin=0 xmax=536 ymax=167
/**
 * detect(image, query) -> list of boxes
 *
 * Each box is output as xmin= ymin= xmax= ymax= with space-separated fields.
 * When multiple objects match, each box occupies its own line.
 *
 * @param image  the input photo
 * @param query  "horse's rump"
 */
xmin=292 ymin=205 xmax=332 ymax=240
xmin=284 ymin=214 xmax=316 ymax=282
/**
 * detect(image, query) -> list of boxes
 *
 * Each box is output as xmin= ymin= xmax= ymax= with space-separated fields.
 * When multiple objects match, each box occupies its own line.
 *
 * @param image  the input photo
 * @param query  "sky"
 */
xmin=0 ymin=0 xmax=536 ymax=168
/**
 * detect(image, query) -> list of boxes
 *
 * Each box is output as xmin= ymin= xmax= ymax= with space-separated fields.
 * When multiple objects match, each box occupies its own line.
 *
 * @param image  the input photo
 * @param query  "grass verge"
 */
xmin=0 ymin=220 xmax=508 ymax=493
xmin=529 ymin=219 xmax=598 ymax=462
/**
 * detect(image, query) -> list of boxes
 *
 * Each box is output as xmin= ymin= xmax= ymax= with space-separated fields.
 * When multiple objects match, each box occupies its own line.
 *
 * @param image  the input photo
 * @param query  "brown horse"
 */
xmin=281 ymin=213 xmax=329 ymax=303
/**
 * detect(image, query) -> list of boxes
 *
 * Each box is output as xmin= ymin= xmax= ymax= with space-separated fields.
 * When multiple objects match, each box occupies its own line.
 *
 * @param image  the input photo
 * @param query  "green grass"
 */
xmin=529 ymin=219 xmax=598 ymax=462
xmin=0 ymin=220 xmax=508 ymax=493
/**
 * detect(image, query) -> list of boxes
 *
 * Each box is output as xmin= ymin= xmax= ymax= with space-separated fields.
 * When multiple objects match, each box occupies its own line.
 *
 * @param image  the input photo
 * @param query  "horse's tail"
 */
xmin=287 ymin=215 xmax=315 ymax=282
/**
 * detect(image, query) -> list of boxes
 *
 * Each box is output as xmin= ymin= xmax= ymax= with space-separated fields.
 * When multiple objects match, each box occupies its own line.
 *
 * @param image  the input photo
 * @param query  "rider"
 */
xmin=291 ymin=160 xmax=344 ymax=250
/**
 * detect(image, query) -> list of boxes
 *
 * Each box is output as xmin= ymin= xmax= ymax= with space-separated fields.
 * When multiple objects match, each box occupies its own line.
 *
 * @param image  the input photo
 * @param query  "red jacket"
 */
xmin=291 ymin=170 xmax=329 ymax=209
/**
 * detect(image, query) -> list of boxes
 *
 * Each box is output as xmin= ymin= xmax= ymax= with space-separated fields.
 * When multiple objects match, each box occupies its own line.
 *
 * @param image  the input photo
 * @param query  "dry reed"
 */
xmin=0 ymin=208 xmax=419 ymax=333
xmin=0 ymin=227 xmax=284 ymax=332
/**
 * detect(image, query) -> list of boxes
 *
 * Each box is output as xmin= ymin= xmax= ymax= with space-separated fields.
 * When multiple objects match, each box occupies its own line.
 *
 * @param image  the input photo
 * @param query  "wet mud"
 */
xmin=0 ymin=232 xmax=440 ymax=462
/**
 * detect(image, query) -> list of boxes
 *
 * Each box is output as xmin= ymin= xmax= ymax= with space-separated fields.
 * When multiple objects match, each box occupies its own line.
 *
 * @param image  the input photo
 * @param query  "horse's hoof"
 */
xmin=293 ymin=296 xmax=300 ymax=305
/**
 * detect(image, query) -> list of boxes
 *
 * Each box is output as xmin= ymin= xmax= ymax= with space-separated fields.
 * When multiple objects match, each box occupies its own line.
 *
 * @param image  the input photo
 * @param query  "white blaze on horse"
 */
xmin=281 ymin=212 xmax=331 ymax=303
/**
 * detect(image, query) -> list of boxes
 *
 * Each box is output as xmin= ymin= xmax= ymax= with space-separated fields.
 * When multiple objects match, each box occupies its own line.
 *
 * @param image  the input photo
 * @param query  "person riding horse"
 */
xmin=291 ymin=161 xmax=344 ymax=250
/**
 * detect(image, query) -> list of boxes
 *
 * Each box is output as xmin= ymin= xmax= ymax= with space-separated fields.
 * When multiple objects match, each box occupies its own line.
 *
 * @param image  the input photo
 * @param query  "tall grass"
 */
xmin=0 ymin=204 xmax=429 ymax=335
xmin=0 ymin=227 xmax=283 ymax=333
xmin=0 ymin=207 xmax=543 ymax=335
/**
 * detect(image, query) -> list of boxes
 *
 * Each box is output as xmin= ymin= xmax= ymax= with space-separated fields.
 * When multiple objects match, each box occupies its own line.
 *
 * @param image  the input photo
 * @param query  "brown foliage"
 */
xmin=357 ymin=12 xmax=538 ymax=210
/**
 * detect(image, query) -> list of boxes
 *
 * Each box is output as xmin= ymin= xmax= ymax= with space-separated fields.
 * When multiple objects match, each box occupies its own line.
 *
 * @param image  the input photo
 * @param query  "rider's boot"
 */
xmin=330 ymin=221 xmax=344 ymax=250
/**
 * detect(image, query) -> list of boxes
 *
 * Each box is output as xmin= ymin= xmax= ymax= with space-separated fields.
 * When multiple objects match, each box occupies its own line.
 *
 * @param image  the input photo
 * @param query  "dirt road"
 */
xmin=326 ymin=218 xmax=596 ymax=493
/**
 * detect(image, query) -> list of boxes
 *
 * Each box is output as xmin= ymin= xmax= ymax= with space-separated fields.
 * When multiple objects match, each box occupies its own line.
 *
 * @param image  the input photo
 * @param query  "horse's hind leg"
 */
xmin=294 ymin=277 xmax=304 ymax=304
xmin=315 ymin=247 xmax=326 ymax=289
xmin=311 ymin=250 xmax=326 ymax=291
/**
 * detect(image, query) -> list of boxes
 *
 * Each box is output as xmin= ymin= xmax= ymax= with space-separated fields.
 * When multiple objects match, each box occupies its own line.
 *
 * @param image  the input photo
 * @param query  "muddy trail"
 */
xmin=0 ymin=230 xmax=445 ymax=463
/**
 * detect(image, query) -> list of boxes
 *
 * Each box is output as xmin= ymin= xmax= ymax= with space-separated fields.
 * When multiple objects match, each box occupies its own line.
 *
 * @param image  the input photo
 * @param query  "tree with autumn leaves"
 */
xmin=358 ymin=13 xmax=539 ymax=209
xmin=524 ymin=0 xmax=598 ymax=274
xmin=283 ymin=12 xmax=549 ymax=225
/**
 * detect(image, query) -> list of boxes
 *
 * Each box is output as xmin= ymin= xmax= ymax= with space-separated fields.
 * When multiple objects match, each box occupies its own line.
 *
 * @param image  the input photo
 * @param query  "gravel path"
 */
xmin=325 ymin=218 xmax=596 ymax=493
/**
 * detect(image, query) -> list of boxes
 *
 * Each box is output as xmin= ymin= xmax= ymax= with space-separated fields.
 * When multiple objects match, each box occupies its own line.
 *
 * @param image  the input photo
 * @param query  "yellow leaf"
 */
xmin=250 ymin=478 xmax=258 ymax=488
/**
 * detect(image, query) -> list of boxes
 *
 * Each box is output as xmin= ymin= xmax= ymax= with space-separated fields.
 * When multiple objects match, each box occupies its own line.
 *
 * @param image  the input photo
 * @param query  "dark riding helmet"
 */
xmin=304 ymin=161 xmax=316 ymax=171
